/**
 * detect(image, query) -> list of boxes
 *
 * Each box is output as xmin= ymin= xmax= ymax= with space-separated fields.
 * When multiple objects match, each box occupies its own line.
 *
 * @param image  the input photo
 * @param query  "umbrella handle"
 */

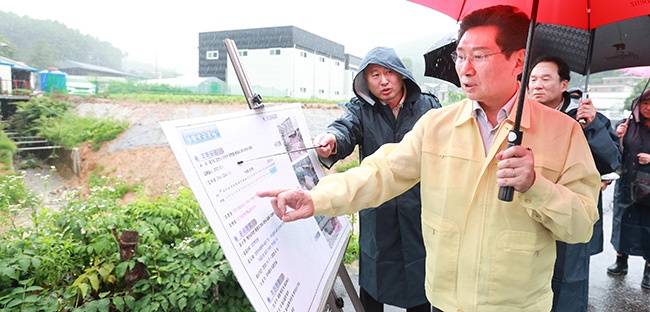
xmin=578 ymin=92 xmax=589 ymax=125
xmin=498 ymin=130 xmax=523 ymax=202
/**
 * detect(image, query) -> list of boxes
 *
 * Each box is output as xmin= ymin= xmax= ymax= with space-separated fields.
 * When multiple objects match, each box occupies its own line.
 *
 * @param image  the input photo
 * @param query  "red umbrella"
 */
xmin=408 ymin=0 xmax=650 ymax=201
xmin=408 ymin=0 xmax=649 ymax=30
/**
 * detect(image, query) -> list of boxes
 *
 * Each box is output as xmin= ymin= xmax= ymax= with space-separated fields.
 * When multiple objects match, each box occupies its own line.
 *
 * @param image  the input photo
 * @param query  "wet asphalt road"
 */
xmin=587 ymin=185 xmax=650 ymax=311
xmin=336 ymin=185 xmax=650 ymax=311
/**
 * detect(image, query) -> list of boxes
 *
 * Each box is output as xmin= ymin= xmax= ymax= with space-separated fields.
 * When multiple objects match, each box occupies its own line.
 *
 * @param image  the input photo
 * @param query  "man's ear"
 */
xmin=561 ymin=79 xmax=569 ymax=92
xmin=514 ymin=49 xmax=526 ymax=76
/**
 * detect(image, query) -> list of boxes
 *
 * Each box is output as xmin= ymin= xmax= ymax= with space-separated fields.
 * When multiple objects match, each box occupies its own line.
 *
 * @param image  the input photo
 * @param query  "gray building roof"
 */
xmin=198 ymin=25 xmax=346 ymax=80
xmin=59 ymin=60 xmax=136 ymax=77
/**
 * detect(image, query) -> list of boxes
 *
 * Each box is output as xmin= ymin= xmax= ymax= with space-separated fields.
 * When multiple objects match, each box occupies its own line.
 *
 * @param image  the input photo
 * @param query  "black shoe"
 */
xmin=642 ymin=262 xmax=650 ymax=289
xmin=607 ymin=254 xmax=628 ymax=276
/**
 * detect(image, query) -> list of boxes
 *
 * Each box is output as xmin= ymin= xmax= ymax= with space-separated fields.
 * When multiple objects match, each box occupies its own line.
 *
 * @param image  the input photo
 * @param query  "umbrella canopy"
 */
xmin=531 ymin=15 xmax=650 ymax=76
xmin=408 ymin=0 xmax=650 ymax=30
xmin=423 ymin=32 xmax=460 ymax=87
xmin=410 ymin=0 xmax=650 ymax=201
xmin=621 ymin=66 xmax=650 ymax=79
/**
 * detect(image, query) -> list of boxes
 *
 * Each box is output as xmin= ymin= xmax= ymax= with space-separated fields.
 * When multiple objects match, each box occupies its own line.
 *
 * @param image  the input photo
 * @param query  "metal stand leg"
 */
xmin=337 ymin=262 xmax=365 ymax=312
xmin=326 ymin=288 xmax=344 ymax=312
xmin=324 ymin=261 xmax=365 ymax=312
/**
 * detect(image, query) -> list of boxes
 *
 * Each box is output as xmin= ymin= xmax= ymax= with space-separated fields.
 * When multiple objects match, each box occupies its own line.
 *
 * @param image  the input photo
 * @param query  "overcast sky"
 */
xmin=1 ymin=0 xmax=458 ymax=74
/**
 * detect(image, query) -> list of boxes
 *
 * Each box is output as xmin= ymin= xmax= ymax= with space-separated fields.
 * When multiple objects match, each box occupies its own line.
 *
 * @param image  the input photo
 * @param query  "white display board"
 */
xmin=160 ymin=103 xmax=351 ymax=312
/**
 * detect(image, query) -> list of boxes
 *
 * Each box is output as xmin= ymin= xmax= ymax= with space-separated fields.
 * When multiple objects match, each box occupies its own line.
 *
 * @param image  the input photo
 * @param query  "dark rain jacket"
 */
xmin=318 ymin=47 xmax=440 ymax=308
xmin=552 ymin=92 xmax=622 ymax=312
xmin=612 ymin=104 xmax=650 ymax=259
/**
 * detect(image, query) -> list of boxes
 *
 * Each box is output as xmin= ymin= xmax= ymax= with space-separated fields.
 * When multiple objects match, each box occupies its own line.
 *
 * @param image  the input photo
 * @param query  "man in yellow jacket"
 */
xmin=258 ymin=5 xmax=600 ymax=311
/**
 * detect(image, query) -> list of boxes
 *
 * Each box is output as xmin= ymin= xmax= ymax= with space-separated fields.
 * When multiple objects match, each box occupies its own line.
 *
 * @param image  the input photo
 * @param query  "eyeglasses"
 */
xmin=451 ymin=51 xmax=504 ymax=66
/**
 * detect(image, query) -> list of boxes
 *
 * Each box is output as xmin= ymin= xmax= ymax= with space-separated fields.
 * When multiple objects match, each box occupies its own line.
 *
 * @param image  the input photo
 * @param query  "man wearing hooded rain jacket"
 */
xmin=313 ymin=46 xmax=440 ymax=311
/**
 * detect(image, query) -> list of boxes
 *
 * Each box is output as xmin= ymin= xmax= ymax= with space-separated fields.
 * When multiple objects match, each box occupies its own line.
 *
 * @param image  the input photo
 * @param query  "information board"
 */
xmin=160 ymin=103 xmax=351 ymax=312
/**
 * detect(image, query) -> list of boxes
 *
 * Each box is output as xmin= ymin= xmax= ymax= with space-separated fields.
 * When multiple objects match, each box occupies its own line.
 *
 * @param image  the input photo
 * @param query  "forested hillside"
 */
xmin=0 ymin=10 xmax=123 ymax=70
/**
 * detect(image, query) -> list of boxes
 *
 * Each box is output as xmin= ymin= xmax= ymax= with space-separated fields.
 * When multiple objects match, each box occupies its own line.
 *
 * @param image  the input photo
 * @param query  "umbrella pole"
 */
xmin=580 ymin=29 xmax=597 ymax=125
xmin=498 ymin=0 xmax=540 ymax=201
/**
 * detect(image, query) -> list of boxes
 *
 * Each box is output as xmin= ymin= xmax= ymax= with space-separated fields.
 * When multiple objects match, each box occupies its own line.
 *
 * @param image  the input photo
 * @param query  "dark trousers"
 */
xmin=359 ymin=287 xmax=431 ymax=312
xmin=551 ymin=241 xmax=590 ymax=312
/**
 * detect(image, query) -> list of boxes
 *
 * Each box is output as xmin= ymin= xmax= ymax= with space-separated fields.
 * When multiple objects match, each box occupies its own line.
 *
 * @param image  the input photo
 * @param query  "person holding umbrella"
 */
xmin=528 ymin=55 xmax=622 ymax=311
xmin=609 ymin=89 xmax=650 ymax=289
xmin=312 ymin=46 xmax=440 ymax=312
xmin=258 ymin=5 xmax=600 ymax=311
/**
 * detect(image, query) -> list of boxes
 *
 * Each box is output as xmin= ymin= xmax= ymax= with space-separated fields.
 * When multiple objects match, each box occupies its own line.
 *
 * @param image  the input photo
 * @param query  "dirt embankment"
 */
xmin=64 ymin=100 xmax=350 ymax=200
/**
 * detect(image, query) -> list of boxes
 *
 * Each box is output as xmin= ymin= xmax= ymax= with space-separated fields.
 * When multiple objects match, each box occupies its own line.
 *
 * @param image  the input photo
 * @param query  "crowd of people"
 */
xmin=255 ymin=4 xmax=647 ymax=311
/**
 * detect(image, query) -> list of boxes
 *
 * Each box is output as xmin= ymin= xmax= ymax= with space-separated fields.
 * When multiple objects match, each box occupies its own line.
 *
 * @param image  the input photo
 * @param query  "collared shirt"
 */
xmin=473 ymin=93 xmax=516 ymax=156
xmin=310 ymin=97 xmax=600 ymax=311
xmin=381 ymin=86 xmax=407 ymax=118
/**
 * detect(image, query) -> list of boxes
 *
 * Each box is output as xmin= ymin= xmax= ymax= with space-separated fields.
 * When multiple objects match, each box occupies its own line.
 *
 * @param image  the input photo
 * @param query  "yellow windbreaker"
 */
xmin=310 ymin=97 xmax=600 ymax=311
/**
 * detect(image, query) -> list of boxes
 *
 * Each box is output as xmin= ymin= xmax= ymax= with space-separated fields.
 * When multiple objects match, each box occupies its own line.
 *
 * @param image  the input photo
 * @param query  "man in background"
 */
xmin=528 ymin=55 xmax=622 ymax=311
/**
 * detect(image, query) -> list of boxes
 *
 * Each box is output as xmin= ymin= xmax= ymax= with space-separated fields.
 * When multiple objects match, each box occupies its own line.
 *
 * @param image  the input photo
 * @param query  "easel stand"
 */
xmin=223 ymin=38 xmax=364 ymax=312
xmin=325 ymin=261 xmax=365 ymax=312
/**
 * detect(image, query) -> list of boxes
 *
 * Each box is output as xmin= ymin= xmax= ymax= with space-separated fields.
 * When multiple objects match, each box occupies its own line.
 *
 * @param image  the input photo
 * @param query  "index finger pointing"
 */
xmin=256 ymin=189 xmax=287 ymax=198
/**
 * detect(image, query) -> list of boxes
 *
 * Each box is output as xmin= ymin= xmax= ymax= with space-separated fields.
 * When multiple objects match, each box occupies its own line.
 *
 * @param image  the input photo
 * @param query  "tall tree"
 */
xmin=0 ymin=35 xmax=18 ymax=59
xmin=0 ymin=10 xmax=124 ymax=70
xmin=26 ymin=39 xmax=57 ymax=69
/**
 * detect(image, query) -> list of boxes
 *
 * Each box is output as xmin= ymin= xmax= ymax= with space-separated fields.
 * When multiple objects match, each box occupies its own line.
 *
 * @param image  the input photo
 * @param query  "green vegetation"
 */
xmin=0 ymin=128 xmax=17 ymax=170
xmin=0 ymin=91 xmax=356 ymax=310
xmin=443 ymin=89 xmax=468 ymax=106
xmin=8 ymin=96 xmax=128 ymax=151
xmin=335 ymin=159 xmax=360 ymax=173
xmin=105 ymin=81 xmax=194 ymax=95
xmin=0 ymin=173 xmax=252 ymax=311
xmin=343 ymin=213 xmax=360 ymax=264
xmin=0 ymin=11 xmax=123 ymax=71
xmin=109 ymin=93 xmax=341 ymax=105
xmin=0 ymin=172 xmax=37 ymax=228
xmin=37 ymin=112 xmax=128 ymax=150
xmin=331 ymin=158 xmax=361 ymax=264
xmin=104 ymin=83 xmax=340 ymax=105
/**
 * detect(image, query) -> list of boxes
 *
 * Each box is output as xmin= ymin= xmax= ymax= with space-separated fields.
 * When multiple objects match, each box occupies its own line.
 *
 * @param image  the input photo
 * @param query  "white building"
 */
xmin=198 ymin=26 xmax=360 ymax=101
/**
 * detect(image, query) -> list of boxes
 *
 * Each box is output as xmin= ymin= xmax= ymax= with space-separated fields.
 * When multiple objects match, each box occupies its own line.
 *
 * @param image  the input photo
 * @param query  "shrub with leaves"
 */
xmin=0 ymin=174 xmax=252 ymax=311
xmin=36 ymin=112 xmax=128 ymax=150
xmin=7 ymin=96 xmax=128 ymax=151
xmin=8 ymin=96 xmax=71 ymax=136
xmin=0 ymin=128 xmax=17 ymax=170
xmin=0 ymin=171 xmax=38 ymax=229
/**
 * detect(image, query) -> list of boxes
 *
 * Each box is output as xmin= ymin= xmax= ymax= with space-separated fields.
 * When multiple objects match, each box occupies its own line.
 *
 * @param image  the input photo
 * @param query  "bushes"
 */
xmin=0 ymin=171 xmax=38 ymax=228
xmin=9 ymin=97 xmax=71 ymax=136
xmin=8 ymin=96 xmax=128 ymax=151
xmin=0 ymin=174 xmax=252 ymax=311
xmin=36 ymin=112 xmax=128 ymax=150
xmin=0 ymin=129 xmax=17 ymax=170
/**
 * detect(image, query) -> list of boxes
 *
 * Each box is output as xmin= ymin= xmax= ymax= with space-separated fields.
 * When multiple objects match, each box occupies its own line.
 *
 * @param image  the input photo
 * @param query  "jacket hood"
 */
xmin=562 ymin=91 xmax=579 ymax=112
xmin=353 ymin=47 xmax=421 ymax=105
xmin=632 ymin=89 xmax=650 ymax=122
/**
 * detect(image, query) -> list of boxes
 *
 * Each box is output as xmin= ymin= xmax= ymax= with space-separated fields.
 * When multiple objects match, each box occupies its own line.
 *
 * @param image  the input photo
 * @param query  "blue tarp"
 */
xmin=39 ymin=69 xmax=67 ymax=93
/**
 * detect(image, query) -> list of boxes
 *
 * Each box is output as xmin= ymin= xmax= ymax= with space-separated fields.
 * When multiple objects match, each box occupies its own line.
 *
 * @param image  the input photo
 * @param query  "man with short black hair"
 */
xmin=258 ymin=6 xmax=600 ymax=311
xmin=529 ymin=55 xmax=621 ymax=311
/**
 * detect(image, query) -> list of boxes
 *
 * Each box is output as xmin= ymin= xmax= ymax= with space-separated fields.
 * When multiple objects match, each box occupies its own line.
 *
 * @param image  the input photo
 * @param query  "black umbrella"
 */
xmin=423 ymin=32 xmax=460 ymax=87
xmin=531 ymin=15 xmax=650 ymax=85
